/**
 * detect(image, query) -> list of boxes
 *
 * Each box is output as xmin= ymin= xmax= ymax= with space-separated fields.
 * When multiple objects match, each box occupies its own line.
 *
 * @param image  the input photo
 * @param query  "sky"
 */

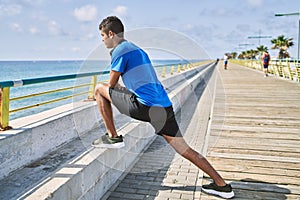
xmin=0 ymin=0 xmax=299 ymax=61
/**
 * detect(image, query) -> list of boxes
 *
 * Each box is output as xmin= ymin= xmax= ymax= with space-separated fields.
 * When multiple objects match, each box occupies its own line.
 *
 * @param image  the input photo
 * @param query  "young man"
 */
xmin=223 ymin=54 xmax=228 ymax=70
xmin=262 ymin=51 xmax=270 ymax=77
xmin=93 ymin=16 xmax=234 ymax=199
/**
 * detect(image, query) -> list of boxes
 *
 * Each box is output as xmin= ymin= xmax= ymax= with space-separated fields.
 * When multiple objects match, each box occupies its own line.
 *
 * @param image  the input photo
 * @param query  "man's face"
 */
xmin=100 ymin=28 xmax=113 ymax=49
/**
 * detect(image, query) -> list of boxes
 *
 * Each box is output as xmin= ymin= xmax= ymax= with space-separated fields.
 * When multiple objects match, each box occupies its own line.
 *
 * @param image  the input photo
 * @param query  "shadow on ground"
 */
xmin=227 ymin=178 xmax=291 ymax=200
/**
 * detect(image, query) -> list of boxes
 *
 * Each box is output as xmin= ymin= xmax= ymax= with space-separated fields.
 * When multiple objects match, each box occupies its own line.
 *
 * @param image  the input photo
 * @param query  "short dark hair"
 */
xmin=99 ymin=16 xmax=124 ymax=37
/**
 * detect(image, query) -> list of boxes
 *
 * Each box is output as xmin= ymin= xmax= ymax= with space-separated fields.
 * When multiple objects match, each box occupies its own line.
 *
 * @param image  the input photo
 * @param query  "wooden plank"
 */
xmin=204 ymin=171 xmax=300 ymax=186
xmin=210 ymin=130 xmax=300 ymax=140
xmin=201 ymin=179 xmax=300 ymax=199
xmin=213 ymin=114 xmax=300 ymax=121
xmin=201 ymin=189 xmax=300 ymax=200
xmin=207 ymin=144 xmax=300 ymax=154
xmin=209 ymin=147 xmax=300 ymax=158
xmin=230 ymin=181 xmax=300 ymax=195
xmin=212 ymin=118 xmax=300 ymax=128
xmin=206 ymin=161 xmax=300 ymax=178
xmin=207 ymin=152 xmax=300 ymax=163
xmin=207 ymin=138 xmax=300 ymax=149
xmin=207 ymin=157 xmax=300 ymax=171
xmin=210 ymin=125 xmax=300 ymax=134
xmin=202 ymin=178 xmax=300 ymax=195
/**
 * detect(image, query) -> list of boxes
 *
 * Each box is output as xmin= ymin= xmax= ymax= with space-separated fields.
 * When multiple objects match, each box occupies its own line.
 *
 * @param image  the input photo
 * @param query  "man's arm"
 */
xmin=108 ymin=70 xmax=121 ymax=88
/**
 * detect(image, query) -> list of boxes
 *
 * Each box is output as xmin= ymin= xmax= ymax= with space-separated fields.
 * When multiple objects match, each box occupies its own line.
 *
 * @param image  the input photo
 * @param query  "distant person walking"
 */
xmin=92 ymin=16 xmax=234 ymax=199
xmin=262 ymin=51 xmax=270 ymax=77
xmin=223 ymin=54 xmax=228 ymax=69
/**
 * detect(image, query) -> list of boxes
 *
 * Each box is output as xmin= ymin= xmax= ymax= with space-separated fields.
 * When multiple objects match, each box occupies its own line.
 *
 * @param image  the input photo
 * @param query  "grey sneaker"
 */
xmin=92 ymin=133 xmax=125 ymax=148
xmin=202 ymin=182 xmax=234 ymax=199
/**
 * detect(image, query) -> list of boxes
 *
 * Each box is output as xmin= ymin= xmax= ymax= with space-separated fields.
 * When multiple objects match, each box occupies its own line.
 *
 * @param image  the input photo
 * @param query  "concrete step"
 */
xmin=0 ymin=63 xmax=212 ymax=181
xmin=20 ymin=122 xmax=156 ymax=200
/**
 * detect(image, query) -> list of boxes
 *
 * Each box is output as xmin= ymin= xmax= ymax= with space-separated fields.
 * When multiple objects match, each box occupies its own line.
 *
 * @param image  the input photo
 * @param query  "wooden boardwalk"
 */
xmin=200 ymin=63 xmax=300 ymax=199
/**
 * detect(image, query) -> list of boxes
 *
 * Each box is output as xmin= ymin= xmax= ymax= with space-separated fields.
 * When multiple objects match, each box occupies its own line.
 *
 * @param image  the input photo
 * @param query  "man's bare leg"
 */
xmin=162 ymin=134 xmax=226 ymax=186
xmin=94 ymin=83 xmax=118 ymax=138
xmin=264 ymin=68 xmax=268 ymax=76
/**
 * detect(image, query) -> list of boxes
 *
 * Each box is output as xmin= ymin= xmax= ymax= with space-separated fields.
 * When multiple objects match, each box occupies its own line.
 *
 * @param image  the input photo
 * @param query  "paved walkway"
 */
xmin=102 ymin=62 xmax=300 ymax=200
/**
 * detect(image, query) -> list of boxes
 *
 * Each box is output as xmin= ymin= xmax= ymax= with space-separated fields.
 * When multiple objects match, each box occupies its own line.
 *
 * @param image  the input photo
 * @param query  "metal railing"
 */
xmin=0 ymin=61 xmax=208 ymax=130
xmin=230 ymin=59 xmax=300 ymax=82
xmin=0 ymin=71 xmax=109 ymax=130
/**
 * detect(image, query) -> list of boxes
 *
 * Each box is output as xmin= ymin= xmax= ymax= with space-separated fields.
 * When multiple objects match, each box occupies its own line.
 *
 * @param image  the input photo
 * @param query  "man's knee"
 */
xmin=94 ymin=82 xmax=111 ymax=102
xmin=94 ymin=83 xmax=107 ymax=96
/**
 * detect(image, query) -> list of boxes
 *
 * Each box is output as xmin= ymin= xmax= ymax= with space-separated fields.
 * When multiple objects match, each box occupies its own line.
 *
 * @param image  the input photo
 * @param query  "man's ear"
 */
xmin=108 ymin=31 xmax=114 ymax=39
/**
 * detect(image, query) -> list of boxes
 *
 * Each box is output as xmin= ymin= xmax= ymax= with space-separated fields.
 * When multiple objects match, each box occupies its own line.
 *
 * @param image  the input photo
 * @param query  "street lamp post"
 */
xmin=248 ymin=30 xmax=272 ymax=46
xmin=275 ymin=12 xmax=300 ymax=61
xmin=238 ymin=43 xmax=254 ymax=49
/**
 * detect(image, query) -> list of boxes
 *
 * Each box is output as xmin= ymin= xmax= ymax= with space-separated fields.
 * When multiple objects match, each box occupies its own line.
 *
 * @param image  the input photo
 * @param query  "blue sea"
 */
xmin=0 ymin=60 xmax=182 ymax=120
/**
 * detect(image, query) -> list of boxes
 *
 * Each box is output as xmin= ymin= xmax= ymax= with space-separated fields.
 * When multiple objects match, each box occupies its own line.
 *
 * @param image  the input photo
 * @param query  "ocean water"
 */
xmin=0 ymin=60 xmax=182 ymax=120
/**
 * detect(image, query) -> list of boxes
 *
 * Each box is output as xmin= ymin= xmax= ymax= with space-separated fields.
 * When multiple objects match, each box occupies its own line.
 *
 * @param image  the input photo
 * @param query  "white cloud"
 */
xmin=113 ymin=5 xmax=127 ymax=17
xmin=31 ymin=12 xmax=48 ymax=22
xmin=73 ymin=4 xmax=97 ymax=22
xmin=10 ymin=23 xmax=23 ymax=32
xmin=0 ymin=4 xmax=22 ymax=16
xmin=48 ymin=20 xmax=63 ymax=35
xmin=29 ymin=26 xmax=39 ymax=35
xmin=9 ymin=0 xmax=45 ymax=6
xmin=247 ymin=0 xmax=263 ymax=6
xmin=83 ymin=33 xmax=96 ymax=40
xmin=236 ymin=24 xmax=251 ymax=32
xmin=71 ymin=47 xmax=80 ymax=52
xmin=185 ymin=24 xmax=194 ymax=30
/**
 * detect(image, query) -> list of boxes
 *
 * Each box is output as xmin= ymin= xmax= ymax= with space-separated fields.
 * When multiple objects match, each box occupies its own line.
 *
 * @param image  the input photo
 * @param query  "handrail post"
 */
xmin=88 ymin=75 xmax=97 ymax=100
xmin=258 ymin=59 xmax=262 ymax=71
xmin=280 ymin=60 xmax=285 ymax=78
xmin=286 ymin=59 xmax=293 ymax=80
xmin=274 ymin=60 xmax=278 ymax=76
xmin=161 ymin=66 xmax=166 ymax=78
xmin=170 ymin=65 xmax=174 ymax=75
xmin=296 ymin=62 xmax=300 ymax=82
xmin=277 ymin=60 xmax=281 ymax=77
xmin=0 ymin=87 xmax=12 ymax=130
xmin=269 ymin=60 xmax=275 ymax=75
xmin=177 ymin=64 xmax=181 ymax=73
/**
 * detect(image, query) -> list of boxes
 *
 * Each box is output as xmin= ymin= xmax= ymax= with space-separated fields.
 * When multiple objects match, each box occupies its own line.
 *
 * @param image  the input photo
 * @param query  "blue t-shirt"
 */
xmin=110 ymin=41 xmax=172 ymax=107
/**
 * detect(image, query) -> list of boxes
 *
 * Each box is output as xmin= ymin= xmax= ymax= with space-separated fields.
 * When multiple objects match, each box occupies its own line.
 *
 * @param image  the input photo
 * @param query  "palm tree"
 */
xmin=238 ymin=50 xmax=256 ymax=59
xmin=227 ymin=52 xmax=237 ymax=59
xmin=238 ymin=51 xmax=247 ymax=59
xmin=257 ymin=45 xmax=268 ymax=56
xmin=271 ymin=35 xmax=294 ymax=59
xmin=246 ymin=49 xmax=258 ymax=59
xmin=231 ymin=52 xmax=237 ymax=59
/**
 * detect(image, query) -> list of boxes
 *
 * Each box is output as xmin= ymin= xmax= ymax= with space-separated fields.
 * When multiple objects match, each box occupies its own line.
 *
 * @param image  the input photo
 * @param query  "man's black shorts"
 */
xmin=109 ymin=87 xmax=182 ymax=137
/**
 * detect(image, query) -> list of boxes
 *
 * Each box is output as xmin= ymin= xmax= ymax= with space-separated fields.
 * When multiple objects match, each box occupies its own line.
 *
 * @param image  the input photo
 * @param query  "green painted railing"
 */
xmin=0 ymin=61 xmax=208 ymax=130
xmin=0 ymin=71 xmax=110 ymax=130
